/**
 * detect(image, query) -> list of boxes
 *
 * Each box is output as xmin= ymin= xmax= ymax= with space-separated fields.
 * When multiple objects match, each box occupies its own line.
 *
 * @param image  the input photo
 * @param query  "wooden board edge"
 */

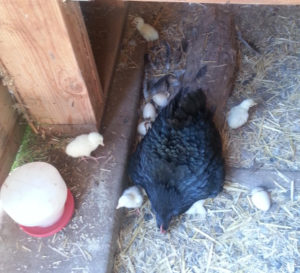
xmin=59 ymin=1 xmax=105 ymax=125
xmin=0 ymin=117 xmax=25 ymax=185
xmin=101 ymin=3 xmax=128 ymax=96
xmin=38 ymin=123 xmax=99 ymax=137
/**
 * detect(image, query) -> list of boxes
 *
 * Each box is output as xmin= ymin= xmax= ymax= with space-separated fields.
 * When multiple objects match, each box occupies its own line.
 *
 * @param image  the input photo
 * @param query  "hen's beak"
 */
xmin=160 ymin=225 xmax=167 ymax=234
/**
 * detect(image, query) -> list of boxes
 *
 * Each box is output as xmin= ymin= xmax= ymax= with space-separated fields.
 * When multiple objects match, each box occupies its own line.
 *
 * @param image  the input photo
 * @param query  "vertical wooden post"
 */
xmin=80 ymin=0 xmax=127 ymax=96
xmin=0 ymin=0 xmax=103 ymax=135
xmin=0 ymin=84 xmax=25 ymax=184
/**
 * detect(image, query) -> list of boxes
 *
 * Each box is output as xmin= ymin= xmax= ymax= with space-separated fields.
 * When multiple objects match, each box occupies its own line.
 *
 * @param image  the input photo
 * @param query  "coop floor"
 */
xmin=1 ymin=3 xmax=300 ymax=273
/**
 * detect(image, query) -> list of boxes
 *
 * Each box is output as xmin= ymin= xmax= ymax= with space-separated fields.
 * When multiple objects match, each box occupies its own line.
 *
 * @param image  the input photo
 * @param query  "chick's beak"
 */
xmin=160 ymin=225 xmax=167 ymax=234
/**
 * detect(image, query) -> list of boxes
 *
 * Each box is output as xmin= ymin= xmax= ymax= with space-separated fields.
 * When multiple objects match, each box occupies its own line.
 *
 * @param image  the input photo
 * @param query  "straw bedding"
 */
xmin=114 ymin=3 xmax=300 ymax=273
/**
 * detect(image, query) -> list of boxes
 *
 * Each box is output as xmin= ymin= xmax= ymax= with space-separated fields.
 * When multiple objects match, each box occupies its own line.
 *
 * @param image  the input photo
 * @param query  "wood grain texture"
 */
xmin=124 ymin=0 xmax=300 ymax=4
xmin=81 ymin=0 xmax=127 ymax=96
xmin=0 ymin=0 xmax=103 ymax=134
xmin=0 ymin=84 xmax=25 ymax=184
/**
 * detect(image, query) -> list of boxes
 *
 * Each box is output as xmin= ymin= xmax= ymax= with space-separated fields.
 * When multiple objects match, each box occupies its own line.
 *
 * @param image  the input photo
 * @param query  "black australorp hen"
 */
xmin=128 ymin=88 xmax=224 ymax=233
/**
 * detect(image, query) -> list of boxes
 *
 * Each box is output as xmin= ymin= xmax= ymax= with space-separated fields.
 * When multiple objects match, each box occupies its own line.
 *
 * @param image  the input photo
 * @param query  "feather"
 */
xmin=65 ymin=132 xmax=104 ymax=158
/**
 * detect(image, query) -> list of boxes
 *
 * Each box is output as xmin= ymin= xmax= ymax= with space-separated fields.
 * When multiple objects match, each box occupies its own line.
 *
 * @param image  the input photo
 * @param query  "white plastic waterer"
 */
xmin=0 ymin=162 xmax=68 ymax=229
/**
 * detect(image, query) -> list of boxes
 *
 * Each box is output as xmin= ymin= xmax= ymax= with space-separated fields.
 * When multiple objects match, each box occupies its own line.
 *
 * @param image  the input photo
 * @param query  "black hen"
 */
xmin=128 ymin=88 xmax=224 ymax=233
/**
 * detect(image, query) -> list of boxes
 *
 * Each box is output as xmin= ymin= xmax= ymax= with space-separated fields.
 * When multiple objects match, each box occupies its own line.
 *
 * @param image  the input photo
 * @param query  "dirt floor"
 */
xmin=1 ymin=3 xmax=300 ymax=273
xmin=114 ymin=3 xmax=300 ymax=273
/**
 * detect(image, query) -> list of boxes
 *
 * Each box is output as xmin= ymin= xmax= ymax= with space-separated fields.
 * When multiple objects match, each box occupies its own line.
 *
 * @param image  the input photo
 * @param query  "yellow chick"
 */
xmin=137 ymin=120 xmax=152 ymax=136
xmin=227 ymin=99 xmax=256 ymax=129
xmin=134 ymin=17 xmax=159 ymax=42
xmin=116 ymin=186 xmax=143 ymax=209
xmin=152 ymin=92 xmax=169 ymax=108
xmin=185 ymin=200 xmax=206 ymax=217
xmin=143 ymin=102 xmax=156 ymax=121
xmin=251 ymin=187 xmax=271 ymax=211
xmin=65 ymin=132 xmax=104 ymax=158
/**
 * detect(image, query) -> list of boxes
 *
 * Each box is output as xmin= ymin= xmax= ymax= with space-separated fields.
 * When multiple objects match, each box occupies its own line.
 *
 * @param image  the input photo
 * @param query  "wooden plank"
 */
xmin=0 ymin=0 xmax=103 ymax=136
xmin=124 ymin=0 xmax=300 ymax=4
xmin=80 ymin=0 xmax=127 ymax=96
xmin=0 ymin=84 xmax=25 ymax=184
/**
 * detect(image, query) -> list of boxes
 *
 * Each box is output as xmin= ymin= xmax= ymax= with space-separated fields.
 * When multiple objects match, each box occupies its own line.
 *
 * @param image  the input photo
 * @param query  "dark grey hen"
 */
xmin=128 ymin=88 xmax=224 ymax=233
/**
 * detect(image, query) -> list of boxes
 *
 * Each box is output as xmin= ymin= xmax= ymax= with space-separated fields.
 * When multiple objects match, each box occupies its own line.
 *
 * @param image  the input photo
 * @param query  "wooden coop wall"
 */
xmin=0 ymin=0 xmax=113 ymax=136
xmin=0 ymin=84 xmax=25 ymax=184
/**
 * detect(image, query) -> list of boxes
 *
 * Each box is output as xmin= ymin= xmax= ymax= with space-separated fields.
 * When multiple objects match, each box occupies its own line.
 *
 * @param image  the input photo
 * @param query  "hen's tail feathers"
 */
xmin=164 ymin=88 xmax=208 ymax=121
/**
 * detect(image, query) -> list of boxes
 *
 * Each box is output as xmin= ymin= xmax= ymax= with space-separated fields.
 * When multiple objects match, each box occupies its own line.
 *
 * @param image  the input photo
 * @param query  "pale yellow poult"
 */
xmin=251 ymin=187 xmax=271 ymax=211
xmin=65 ymin=132 xmax=104 ymax=158
xmin=137 ymin=121 xmax=152 ymax=136
xmin=134 ymin=17 xmax=159 ymax=42
xmin=142 ymin=102 xmax=156 ymax=121
xmin=116 ymin=186 xmax=144 ymax=209
xmin=152 ymin=92 xmax=169 ymax=108
xmin=227 ymin=99 xmax=256 ymax=129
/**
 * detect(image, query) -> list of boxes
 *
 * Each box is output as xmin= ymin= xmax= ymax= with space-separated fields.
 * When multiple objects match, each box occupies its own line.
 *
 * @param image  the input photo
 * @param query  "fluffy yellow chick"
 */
xmin=251 ymin=187 xmax=271 ymax=211
xmin=65 ymin=132 xmax=104 ymax=158
xmin=137 ymin=120 xmax=152 ymax=136
xmin=152 ymin=92 xmax=169 ymax=108
xmin=185 ymin=200 xmax=206 ymax=217
xmin=134 ymin=17 xmax=159 ymax=42
xmin=227 ymin=99 xmax=256 ymax=129
xmin=116 ymin=186 xmax=143 ymax=209
xmin=143 ymin=102 xmax=156 ymax=121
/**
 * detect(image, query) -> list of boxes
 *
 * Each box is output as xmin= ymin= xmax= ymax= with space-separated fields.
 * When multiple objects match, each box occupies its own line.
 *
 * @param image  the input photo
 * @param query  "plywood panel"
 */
xmin=0 ymin=0 xmax=103 ymax=135
xmin=0 ymin=84 xmax=25 ymax=184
